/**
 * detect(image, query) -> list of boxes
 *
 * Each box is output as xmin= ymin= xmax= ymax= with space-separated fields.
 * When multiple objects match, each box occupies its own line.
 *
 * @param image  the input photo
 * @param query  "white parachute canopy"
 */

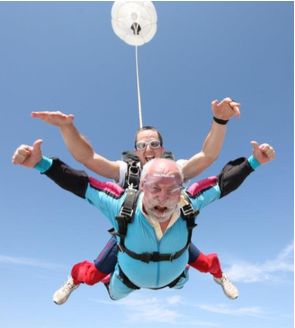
xmin=111 ymin=1 xmax=157 ymax=46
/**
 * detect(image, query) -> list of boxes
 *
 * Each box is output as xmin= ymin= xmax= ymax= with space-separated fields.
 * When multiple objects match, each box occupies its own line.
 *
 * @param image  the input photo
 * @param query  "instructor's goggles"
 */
xmin=136 ymin=139 xmax=161 ymax=150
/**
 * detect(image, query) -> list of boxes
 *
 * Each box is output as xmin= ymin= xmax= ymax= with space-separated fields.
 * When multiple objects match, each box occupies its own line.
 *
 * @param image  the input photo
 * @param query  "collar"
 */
xmin=139 ymin=193 xmax=188 ymax=240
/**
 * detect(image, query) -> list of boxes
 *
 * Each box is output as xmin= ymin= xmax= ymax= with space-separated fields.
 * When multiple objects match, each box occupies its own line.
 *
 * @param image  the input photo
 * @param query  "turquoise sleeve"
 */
xmin=248 ymin=155 xmax=260 ymax=170
xmin=34 ymin=156 xmax=53 ymax=173
xmin=189 ymin=184 xmax=221 ymax=211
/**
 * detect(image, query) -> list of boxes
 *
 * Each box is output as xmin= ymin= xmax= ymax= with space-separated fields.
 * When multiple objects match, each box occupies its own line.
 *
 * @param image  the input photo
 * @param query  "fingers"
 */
xmin=12 ymin=146 xmax=31 ymax=164
xmin=31 ymin=111 xmax=74 ymax=126
xmin=251 ymin=141 xmax=276 ymax=162
xmin=211 ymin=100 xmax=218 ymax=112
xmin=31 ymin=111 xmax=74 ymax=118
xmin=212 ymin=97 xmax=241 ymax=121
xmin=211 ymin=100 xmax=218 ymax=106
xmin=230 ymin=104 xmax=241 ymax=119
xmin=31 ymin=111 xmax=54 ymax=118
xmin=228 ymin=100 xmax=241 ymax=119
xmin=260 ymin=143 xmax=276 ymax=160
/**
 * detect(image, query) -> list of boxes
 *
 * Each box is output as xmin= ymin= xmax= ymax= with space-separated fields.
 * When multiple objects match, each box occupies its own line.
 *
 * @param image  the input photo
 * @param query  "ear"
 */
xmin=140 ymin=180 xmax=144 ymax=191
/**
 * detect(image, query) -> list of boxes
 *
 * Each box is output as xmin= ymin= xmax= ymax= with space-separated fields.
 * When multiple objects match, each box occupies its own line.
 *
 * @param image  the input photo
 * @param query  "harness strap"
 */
xmin=123 ymin=161 xmax=141 ymax=189
xmin=117 ymin=243 xmax=187 ymax=263
xmin=113 ymin=191 xmax=199 ymax=263
xmin=118 ymin=266 xmax=186 ymax=290
xmin=118 ymin=266 xmax=141 ymax=290
xmin=114 ymin=188 xmax=140 ymax=245
xmin=180 ymin=198 xmax=199 ymax=251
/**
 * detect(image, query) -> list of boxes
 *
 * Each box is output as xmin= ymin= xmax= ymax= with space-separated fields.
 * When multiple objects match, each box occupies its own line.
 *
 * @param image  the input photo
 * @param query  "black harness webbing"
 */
xmin=117 ymin=265 xmax=187 ymax=290
xmin=123 ymin=161 xmax=141 ymax=189
xmin=121 ymin=150 xmax=175 ymax=190
xmin=109 ymin=183 xmax=199 ymax=291
xmin=111 ymin=189 xmax=199 ymax=264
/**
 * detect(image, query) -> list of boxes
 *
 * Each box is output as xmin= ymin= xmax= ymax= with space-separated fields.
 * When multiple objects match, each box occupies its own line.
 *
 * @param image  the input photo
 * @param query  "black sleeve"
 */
xmin=218 ymin=157 xmax=254 ymax=198
xmin=44 ymin=157 xmax=89 ymax=199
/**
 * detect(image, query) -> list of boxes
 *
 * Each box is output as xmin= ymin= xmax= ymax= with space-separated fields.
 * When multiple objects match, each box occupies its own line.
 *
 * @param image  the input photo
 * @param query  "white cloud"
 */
xmin=197 ymin=304 xmax=271 ymax=319
xmin=115 ymin=296 xmax=184 ymax=324
xmin=224 ymin=242 xmax=294 ymax=283
xmin=0 ymin=254 xmax=67 ymax=271
xmin=91 ymin=295 xmax=218 ymax=326
xmin=89 ymin=243 xmax=294 ymax=325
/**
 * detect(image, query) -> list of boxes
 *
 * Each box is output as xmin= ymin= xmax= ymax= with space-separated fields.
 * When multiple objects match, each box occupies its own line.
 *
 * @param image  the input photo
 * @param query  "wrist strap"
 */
xmin=213 ymin=116 xmax=228 ymax=125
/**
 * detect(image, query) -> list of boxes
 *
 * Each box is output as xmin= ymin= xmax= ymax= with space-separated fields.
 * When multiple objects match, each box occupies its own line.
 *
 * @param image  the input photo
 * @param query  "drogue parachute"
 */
xmin=111 ymin=1 xmax=157 ymax=46
xmin=111 ymin=1 xmax=158 ymax=128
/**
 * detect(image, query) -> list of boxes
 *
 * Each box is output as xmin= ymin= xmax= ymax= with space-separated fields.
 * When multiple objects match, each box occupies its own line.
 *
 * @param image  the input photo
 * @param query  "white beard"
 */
xmin=144 ymin=199 xmax=177 ymax=223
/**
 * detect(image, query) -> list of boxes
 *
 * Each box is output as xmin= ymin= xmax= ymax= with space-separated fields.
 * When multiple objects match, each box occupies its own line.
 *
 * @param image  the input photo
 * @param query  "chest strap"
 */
xmin=111 ymin=190 xmax=199 ymax=263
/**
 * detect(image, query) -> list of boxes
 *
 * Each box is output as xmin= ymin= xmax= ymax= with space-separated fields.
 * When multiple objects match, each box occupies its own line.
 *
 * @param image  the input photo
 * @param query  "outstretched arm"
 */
xmin=12 ymin=140 xmax=124 ymax=199
xmin=12 ymin=141 xmax=125 ymax=228
xmin=187 ymin=141 xmax=276 ymax=209
xmin=31 ymin=111 xmax=120 ymax=181
xmin=182 ymin=97 xmax=241 ymax=180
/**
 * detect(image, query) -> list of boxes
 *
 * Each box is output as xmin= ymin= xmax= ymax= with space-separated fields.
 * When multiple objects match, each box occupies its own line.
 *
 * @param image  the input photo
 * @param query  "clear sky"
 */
xmin=0 ymin=1 xmax=293 ymax=328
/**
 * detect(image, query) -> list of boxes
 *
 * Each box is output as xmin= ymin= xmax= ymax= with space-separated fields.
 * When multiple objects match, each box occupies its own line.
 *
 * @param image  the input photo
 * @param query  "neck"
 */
xmin=142 ymin=205 xmax=172 ymax=233
xmin=159 ymin=218 xmax=171 ymax=234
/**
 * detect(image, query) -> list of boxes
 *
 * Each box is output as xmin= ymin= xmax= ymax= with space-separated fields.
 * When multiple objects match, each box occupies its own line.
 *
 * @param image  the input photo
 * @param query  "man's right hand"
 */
xmin=31 ymin=111 xmax=74 ymax=127
xmin=212 ymin=97 xmax=241 ymax=120
xmin=12 ymin=139 xmax=43 ymax=168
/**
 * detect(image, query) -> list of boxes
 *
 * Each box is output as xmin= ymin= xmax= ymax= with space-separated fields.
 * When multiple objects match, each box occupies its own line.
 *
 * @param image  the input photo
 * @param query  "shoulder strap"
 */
xmin=121 ymin=150 xmax=175 ymax=189
xmin=123 ymin=161 xmax=141 ymax=189
xmin=180 ymin=192 xmax=199 ymax=250
xmin=114 ymin=187 xmax=140 ymax=245
xmin=113 ymin=190 xmax=199 ymax=264
xmin=121 ymin=151 xmax=141 ymax=189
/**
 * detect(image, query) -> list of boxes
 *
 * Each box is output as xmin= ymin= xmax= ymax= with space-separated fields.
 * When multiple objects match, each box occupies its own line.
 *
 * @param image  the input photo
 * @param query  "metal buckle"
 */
xmin=119 ymin=206 xmax=133 ymax=218
xmin=127 ymin=164 xmax=139 ymax=188
xmin=169 ymin=253 xmax=176 ymax=262
xmin=181 ymin=204 xmax=195 ymax=217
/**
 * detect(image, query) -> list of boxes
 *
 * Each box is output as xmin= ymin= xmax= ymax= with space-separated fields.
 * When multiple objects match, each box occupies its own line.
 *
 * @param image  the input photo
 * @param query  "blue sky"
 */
xmin=0 ymin=1 xmax=293 ymax=328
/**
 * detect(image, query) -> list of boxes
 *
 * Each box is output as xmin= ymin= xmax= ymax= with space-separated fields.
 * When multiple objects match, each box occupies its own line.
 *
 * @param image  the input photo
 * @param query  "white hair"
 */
xmin=140 ymin=158 xmax=184 ymax=183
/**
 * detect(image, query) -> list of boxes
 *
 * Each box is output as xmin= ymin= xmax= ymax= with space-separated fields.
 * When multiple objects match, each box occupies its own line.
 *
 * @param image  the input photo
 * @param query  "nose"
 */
xmin=157 ymin=190 xmax=169 ymax=202
xmin=145 ymin=143 xmax=153 ymax=151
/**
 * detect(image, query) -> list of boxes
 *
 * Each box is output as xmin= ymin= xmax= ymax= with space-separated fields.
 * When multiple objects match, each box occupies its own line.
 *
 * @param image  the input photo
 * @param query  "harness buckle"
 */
xmin=141 ymin=253 xmax=151 ymax=263
xmin=169 ymin=252 xmax=176 ymax=262
xmin=127 ymin=163 xmax=140 ymax=188
xmin=152 ymin=252 xmax=160 ymax=262
xmin=181 ymin=204 xmax=195 ymax=217
xmin=119 ymin=206 xmax=134 ymax=219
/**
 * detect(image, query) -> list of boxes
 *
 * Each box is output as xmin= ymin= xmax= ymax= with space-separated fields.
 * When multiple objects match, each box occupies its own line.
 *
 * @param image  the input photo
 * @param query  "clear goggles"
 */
xmin=143 ymin=181 xmax=183 ymax=195
xmin=136 ymin=139 xmax=161 ymax=150
xmin=143 ymin=175 xmax=183 ymax=195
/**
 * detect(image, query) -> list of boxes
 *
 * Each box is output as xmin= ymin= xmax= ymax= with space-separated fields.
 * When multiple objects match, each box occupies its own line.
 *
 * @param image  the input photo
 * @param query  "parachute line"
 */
xmin=111 ymin=2 xmax=158 ymax=128
xmin=134 ymin=24 xmax=143 ymax=128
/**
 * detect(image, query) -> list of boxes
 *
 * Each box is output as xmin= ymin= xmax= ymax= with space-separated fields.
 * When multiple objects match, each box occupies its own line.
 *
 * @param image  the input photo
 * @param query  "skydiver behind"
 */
xmin=12 ymin=139 xmax=275 ymax=302
xmin=14 ymin=98 xmax=243 ymax=304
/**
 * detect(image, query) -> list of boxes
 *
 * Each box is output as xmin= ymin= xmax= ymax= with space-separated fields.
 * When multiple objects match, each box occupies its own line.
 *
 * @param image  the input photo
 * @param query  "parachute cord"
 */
xmin=134 ymin=26 xmax=143 ymax=128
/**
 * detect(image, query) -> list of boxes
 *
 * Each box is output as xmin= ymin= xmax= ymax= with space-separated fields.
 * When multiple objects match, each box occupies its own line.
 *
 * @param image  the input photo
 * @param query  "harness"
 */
xmin=121 ymin=150 xmax=175 ymax=189
xmin=109 ymin=186 xmax=199 ymax=290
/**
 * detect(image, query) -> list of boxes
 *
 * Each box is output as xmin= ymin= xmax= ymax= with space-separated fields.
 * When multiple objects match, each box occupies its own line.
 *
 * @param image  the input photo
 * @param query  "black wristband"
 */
xmin=213 ymin=116 xmax=229 ymax=125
